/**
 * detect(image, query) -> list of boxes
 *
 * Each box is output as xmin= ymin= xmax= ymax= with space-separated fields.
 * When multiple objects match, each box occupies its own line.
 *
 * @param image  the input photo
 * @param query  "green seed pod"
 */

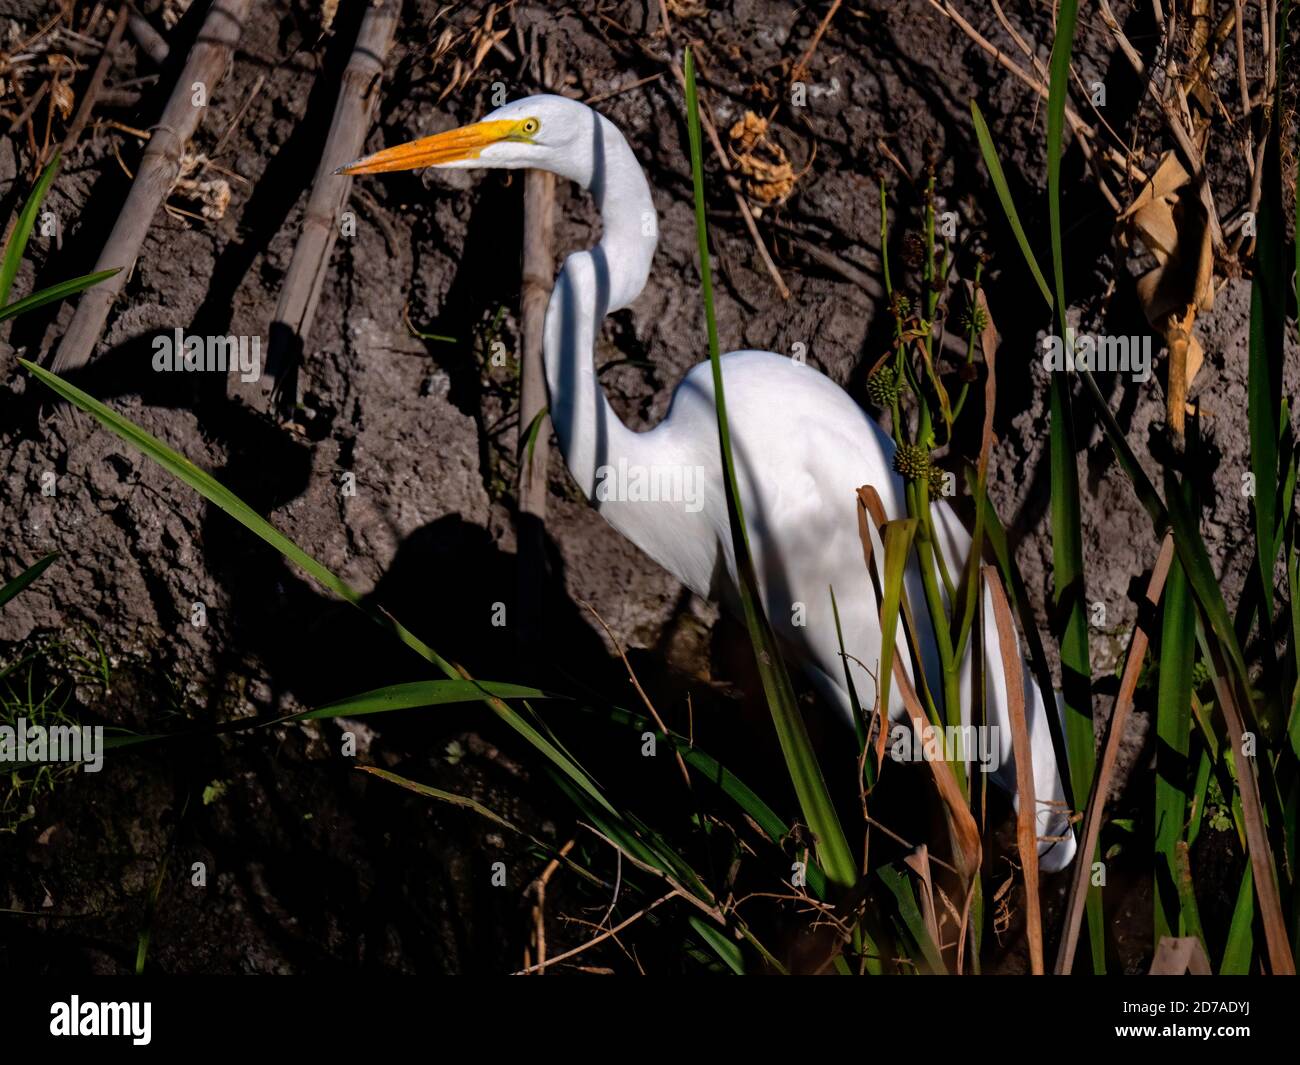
xmin=960 ymin=302 xmax=989 ymax=335
xmin=892 ymin=442 xmax=933 ymax=482
xmin=927 ymin=467 xmax=949 ymax=500
xmin=867 ymin=366 xmax=900 ymax=406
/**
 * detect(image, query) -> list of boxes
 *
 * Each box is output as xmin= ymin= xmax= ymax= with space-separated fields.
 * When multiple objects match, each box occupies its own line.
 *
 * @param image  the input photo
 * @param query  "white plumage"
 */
xmin=343 ymin=94 xmax=1077 ymax=871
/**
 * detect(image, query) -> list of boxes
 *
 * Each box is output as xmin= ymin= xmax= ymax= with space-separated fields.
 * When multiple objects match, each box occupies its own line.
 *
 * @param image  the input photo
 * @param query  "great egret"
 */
xmin=341 ymin=94 xmax=1077 ymax=871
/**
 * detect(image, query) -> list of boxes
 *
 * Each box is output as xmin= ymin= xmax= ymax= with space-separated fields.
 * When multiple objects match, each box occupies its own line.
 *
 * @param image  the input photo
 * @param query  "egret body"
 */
xmin=342 ymin=94 xmax=1076 ymax=871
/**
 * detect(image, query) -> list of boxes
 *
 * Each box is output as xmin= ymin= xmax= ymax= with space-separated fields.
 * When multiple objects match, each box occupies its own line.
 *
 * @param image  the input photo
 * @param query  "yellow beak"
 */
xmin=336 ymin=119 xmax=518 ymax=175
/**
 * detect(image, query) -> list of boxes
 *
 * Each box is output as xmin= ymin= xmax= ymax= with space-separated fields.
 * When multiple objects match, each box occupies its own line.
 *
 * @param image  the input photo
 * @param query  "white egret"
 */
xmin=341 ymin=94 xmax=1076 ymax=871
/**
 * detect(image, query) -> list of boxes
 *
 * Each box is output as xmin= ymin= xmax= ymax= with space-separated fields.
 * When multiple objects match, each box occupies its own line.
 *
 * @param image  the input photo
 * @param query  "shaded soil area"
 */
xmin=0 ymin=0 xmax=1291 ymax=972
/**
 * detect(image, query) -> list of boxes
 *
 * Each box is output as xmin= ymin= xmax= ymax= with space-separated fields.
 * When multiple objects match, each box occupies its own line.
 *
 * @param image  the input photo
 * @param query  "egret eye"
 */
xmin=520 ymin=117 xmax=540 ymax=135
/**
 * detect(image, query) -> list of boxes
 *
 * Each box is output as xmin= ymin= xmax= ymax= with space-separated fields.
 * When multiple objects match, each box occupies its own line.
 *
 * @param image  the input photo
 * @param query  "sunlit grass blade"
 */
xmin=688 ymin=917 xmax=746 ymax=974
xmin=21 ymin=358 xmax=619 ymax=817
xmin=683 ymin=47 xmax=855 ymax=891
xmin=969 ymin=102 xmax=1051 ymax=306
xmin=0 ymin=268 xmax=122 ymax=323
xmin=0 ymin=552 xmax=58 ymax=609
xmin=0 ymin=148 xmax=60 ymax=306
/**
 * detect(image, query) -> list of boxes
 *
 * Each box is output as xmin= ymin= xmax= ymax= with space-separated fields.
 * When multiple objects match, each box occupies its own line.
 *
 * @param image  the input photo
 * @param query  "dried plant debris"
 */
xmin=161 ymin=0 xmax=195 ymax=31
xmin=1120 ymin=151 xmax=1215 ymax=432
xmin=427 ymin=2 xmax=512 ymax=103
xmin=727 ymin=110 xmax=806 ymax=211
xmin=171 ymin=152 xmax=232 ymax=221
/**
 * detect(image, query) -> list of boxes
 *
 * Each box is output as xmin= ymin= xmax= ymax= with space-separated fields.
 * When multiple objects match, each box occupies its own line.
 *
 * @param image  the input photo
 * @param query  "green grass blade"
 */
xmin=0 ymin=552 xmax=58 ymax=609
xmin=969 ymin=102 xmax=1052 ymax=306
xmin=972 ymin=106 xmax=1166 ymax=530
xmin=358 ymin=766 xmax=605 ymax=889
xmin=1172 ymin=840 xmax=1207 ymax=952
xmin=1155 ymin=553 xmax=1195 ymax=938
xmin=1220 ymin=865 xmax=1255 ymax=974
xmin=21 ymin=359 xmax=619 ymax=816
xmin=683 ymin=48 xmax=855 ymax=891
xmin=688 ymin=916 xmax=746 ymax=974
xmin=1247 ymin=46 xmax=1287 ymax=675
xmin=0 ymin=268 xmax=121 ymax=323
xmin=877 ymin=862 xmax=945 ymax=974
xmin=830 ymin=584 xmax=869 ymax=753
xmin=1046 ymin=0 xmax=1080 ymax=324
xmin=293 ymin=680 xmax=549 ymax=719
xmin=1042 ymin=0 xmax=1101 ymax=973
xmin=574 ymin=699 xmax=830 ymax=901
xmin=0 ymin=149 xmax=60 ymax=307
xmin=518 ymin=404 xmax=548 ymax=468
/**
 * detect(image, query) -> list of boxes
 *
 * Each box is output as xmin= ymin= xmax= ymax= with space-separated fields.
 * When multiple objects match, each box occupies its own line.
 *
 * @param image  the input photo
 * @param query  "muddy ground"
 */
xmin=0 ymin=0 xmax=1291 ymax=973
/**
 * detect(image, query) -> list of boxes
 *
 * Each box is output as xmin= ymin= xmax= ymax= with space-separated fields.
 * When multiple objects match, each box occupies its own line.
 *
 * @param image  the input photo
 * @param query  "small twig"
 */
xmin=127 ymin=7 xmax=169 ymax=65
xmin=6 ymin=81 xmax=48 ymax=135
xmin=61 ymin=5 xmax=130 ymax=154
xmin=526 ymin=837 xmax=575 ymax=975
xmin=580 ymin=822 xmax=725 ymax=923
xmin=652 ymin=11 xmax=791 ymax=301
xmin=927 ymin=0 xmax=1133 ymax=188
xmin=514 ymin=889 xmax=677 ymax=975
xmin=584 ymin=72 xmax=663 ymax=106
xmin=208 ymin=71 xmax=266 ymax=161
xmin=579 ymin=598 xmax=692 ymax=792
xmin=790 ymin=0 xmax=842 ymax=83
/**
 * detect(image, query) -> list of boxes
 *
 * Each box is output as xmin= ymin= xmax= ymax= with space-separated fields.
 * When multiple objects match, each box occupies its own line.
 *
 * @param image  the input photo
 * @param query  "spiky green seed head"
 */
xmin=890 ymin=291 xmax=912 ymax=319
xmin=960 ymin=302 xmax=989 ymax=335
xmin=892 ymin=443 xmax=933 ymax=482
xmin=927 ymin=467 xmax=950 ymax=500
xmin=867 ymin=366 xmax=900 ymax=406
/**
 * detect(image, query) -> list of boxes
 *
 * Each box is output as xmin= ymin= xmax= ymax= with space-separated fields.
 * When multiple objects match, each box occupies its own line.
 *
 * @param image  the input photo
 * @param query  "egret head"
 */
xmin=337 ymin=94 xmax=593 ymax=181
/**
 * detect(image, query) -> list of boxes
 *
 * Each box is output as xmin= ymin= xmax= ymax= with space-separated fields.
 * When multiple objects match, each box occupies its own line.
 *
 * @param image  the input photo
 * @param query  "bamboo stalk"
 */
xmin=516 ymin=167 xmax=555 ymax=647
xmin=266 ymin=0 xmax=399 ymax=409
xmin=128 ymin=7 xmax=170 ymax=66
xmin=50 ymin=0 xmax=250 ymax=374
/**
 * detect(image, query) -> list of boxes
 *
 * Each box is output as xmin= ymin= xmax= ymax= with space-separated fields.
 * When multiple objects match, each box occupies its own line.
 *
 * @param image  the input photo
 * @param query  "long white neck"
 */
xmin=541 ymin=109 xmax=658 ymax=501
